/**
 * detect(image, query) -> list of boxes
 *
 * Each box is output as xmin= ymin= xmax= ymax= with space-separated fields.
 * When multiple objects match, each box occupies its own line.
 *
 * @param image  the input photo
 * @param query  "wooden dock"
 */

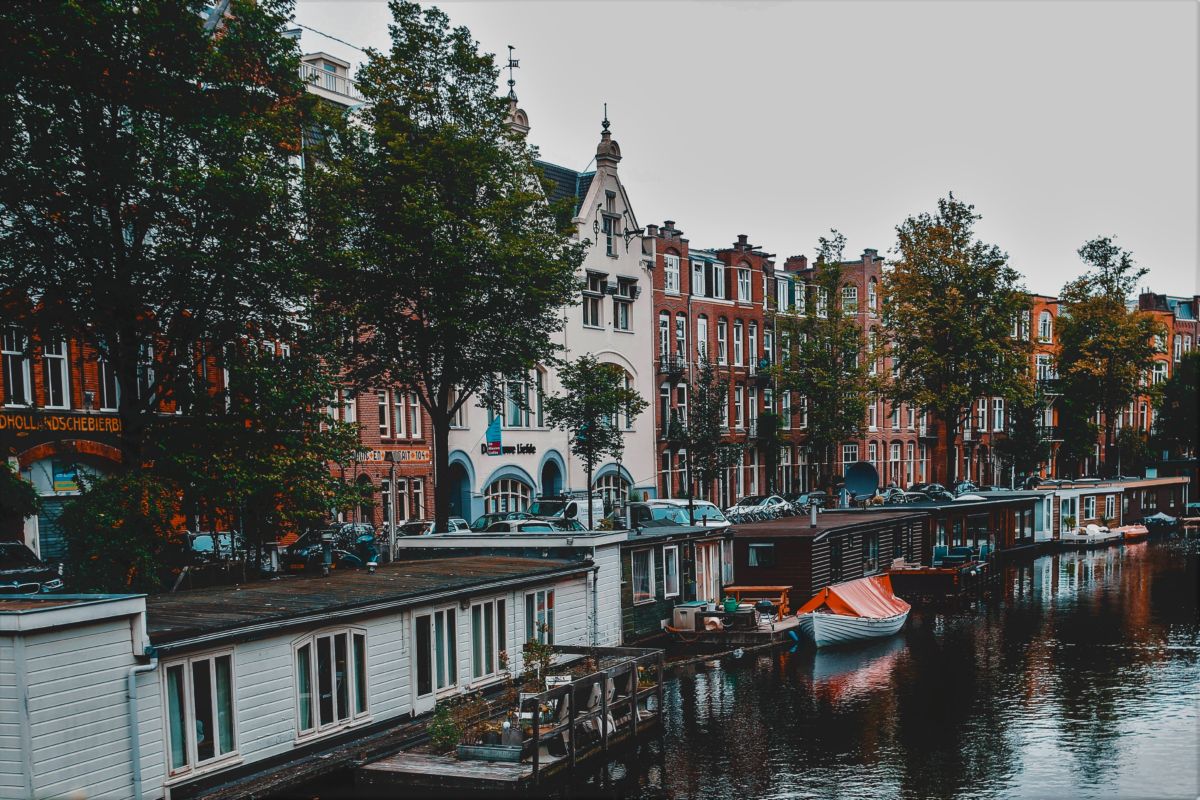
xmin=355 ymin=645 xmax=663 ymax=795
xmin=666 ymin=613 xmax=804 ymax=647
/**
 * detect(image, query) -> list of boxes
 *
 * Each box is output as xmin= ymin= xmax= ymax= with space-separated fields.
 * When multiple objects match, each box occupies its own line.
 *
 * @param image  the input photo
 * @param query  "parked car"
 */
xmin=608 ymin=503 xmax=690 ymax=529
xmin=0 ymin=542 xmax=64 ymax=594
xmin=544 ymin=518 xmax=587 ymax=532
xmin=878 ymin=487 xmax=908 ymax=505
xmin=899 ymin=491 xmax=932 ymax=504
xmin=528 ymin=495 xmax=608 ymax=529
xmin=648 ymin=499 xmax=731 ymax=529
xmin=185 ymin=530 xmax=246 ymax=562
xmin=724 ymin=494 xmax=789 ymax=516
xmin=483 ymin=520 xmax=559 ymax=533
xmin=470 ymin=511 xmax=532 ymax=531
xmin=280 ymin=527 xmax=379 ymax=572
xmin=398 ymin=518 xmax=471 ymax=536
xmin=952 ymin=480 xmax=980 ymax=496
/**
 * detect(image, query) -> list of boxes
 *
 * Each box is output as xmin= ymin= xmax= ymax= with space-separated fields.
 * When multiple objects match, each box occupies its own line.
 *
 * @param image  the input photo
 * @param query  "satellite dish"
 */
xmin=843 ymin=461 xmax=879 ymax=499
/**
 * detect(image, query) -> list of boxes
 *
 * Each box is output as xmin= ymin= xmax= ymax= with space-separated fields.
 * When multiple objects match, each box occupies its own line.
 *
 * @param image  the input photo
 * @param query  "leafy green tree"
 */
xmin=1115 ymin=427 xmax=1151 ymax=477
xmin=776 ymin=231 xmax=870 ymax=492
xmin=0 ymin=0 xmax=311 ymax=467
xmin=993 ymin=388 xmax=1052 ymax=486
xmin=307 ymin=0 xmax=585 ymax=533
xmin=543 ymin=355 xmax=647 ymax=529
xmin=158 ymin=317 xmax=369 ymax=564
xmin=60 ymin=472 xmax=181 ymax=593
xmin=1055 ymin=392 xmax=1100 ymax=479
xmin=885 ymin=194 xmax=1031 ymax=484
xmin=675 ymin=357 xmax=743 ymax=519
xmin=1153 ymin=350 xmax=1198 ymax=459
xmin=1055 ymin=237 xmax=1165 ymax=476
xmin=1 ymin=462 xmax=39 ymax=539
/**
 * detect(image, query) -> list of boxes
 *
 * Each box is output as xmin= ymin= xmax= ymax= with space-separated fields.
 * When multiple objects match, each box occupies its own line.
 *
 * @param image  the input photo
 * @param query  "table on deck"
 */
xmin=722 ymin=585 xmax=792 ymax=616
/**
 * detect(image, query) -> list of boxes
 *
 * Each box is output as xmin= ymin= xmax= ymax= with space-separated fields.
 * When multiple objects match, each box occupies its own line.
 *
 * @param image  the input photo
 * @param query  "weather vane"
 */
xmin=506 ymin=45 xmax=519 ymax=99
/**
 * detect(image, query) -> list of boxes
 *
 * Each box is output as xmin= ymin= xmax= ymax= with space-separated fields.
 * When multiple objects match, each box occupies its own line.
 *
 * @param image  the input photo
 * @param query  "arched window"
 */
xmin=484 ymin=478 xmax=531 ymax=514
xmin=1038 ymin=311 xmax=1053 ymax=342
xmin=674 ymin=313 xmax=687 ymax=359
xmin=733 ymin=321 xmax=744 ymax=366
xmin=696 ymin=315 xmax=708 ymax=361
xmin=748 ymin=322 xmax=758 ymax=367
xmin=593 ymin=473 xmax=630 ymax=511
xmin=658 ymin=311 xmax=670 ymax=357
xmin=842 ymin=285 xmax=858 ymax=314
xmin=868 ymin=278 xmax=878 ymax=316
xmin=717 ymin=318 xmax=728 ymax=364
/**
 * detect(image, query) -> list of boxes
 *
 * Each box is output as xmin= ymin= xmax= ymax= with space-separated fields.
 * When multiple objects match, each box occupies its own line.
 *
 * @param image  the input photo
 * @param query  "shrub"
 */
xmin=427 ymin=703 xmax=461 ymax=752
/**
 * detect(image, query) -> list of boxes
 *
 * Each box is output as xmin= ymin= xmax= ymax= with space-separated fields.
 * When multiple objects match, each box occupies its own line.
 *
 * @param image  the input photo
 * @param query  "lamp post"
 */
xmin=384 ymin=451 xmax=398 ymax=562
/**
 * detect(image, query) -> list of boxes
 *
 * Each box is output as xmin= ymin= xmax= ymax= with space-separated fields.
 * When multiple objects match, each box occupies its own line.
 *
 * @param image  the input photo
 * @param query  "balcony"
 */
xmin=657 ymin=354 xmax=688 ymax=375
xmin=300 ymin=63 xmax=365 ymax=103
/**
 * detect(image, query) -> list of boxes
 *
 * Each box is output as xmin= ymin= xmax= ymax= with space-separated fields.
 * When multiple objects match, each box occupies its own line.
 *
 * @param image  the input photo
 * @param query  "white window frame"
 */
xmin=992 ymin=397 xmax=1005 ymax=432
xmin=2 ymin=327 xmax=31 ymax=408
xmin=842 ymin=285 xmax=858 ymax=314
xmin=293 ymin=628 xmax=370 ymax=741
xmin=525 ymin=588 xmax=555 ymax=644
xmin=409 ymin=391 xmax=422 ymax=437
xmin=41 ymin=340 xmax=70 ymax=409
xmin=163 ymin=649 xmax=239 ymax=779
xmin=664 ymin=253 xmax=681 ymax=294
xmin=663 ymin=545 xmax=680 ymax=598
xmin=747 ymin=542 xmax=775 ymax=567
xmin=1084 ymin=495 xmax=1097 ymax=520
xmin=712 ymin=262 xmax=726 ymax=299
xmin=691 ymin=261 xmax=705 ymax=296
xmin=1104 ymin=495 xmax=1115 ymax=521
xmin=377 ymin=390 xmax=390 ymax=437
xmin=737 ymin=269 xmax=752 ymax=302
xmin=717 ymin=319 xmax=728 ymax=365
xmin=733 ymin=321 xmax=744 ymax=366
xmin=631 ymin=548 xmax=655 ymax=605
xmin=470 ymin=597 xmax=505 ymax=682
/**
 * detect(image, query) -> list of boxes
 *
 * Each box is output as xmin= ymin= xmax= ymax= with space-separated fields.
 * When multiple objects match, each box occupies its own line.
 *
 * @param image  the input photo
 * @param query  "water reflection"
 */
xmin=563 ymin=539 xmax=1199 ymax=799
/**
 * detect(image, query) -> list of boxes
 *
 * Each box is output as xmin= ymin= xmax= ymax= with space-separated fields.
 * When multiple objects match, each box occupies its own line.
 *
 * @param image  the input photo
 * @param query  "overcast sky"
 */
xmin=293 ymin=0 xmax=1197 ymax=297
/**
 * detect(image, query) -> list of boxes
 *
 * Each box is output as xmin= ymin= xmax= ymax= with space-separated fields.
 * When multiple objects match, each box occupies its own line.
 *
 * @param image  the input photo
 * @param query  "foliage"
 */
xmin=306 ymin=0 xmax=585 ymax=532
xmin=427 ymin=703 xmax=463 ymax=752
xmin=677 ymin=357 xmax=743 ymax=509
xmin=543 ymin=355 xmax=647 ymax=529
xmin=776 ymin=231 xmax=871 ymax=491
xmin=1054 ymin=392 xmax=1100 ymax=479
xmin=157 ymin=316 xmax=370 ymax=559
xmin=1055 ymin=237 xmax=1165 ymax=476
xmin=0 ymin=0 xmax=311 ymax=466
xmin=60 ymin=472 xmax=182 ymax=593
xmin=1152 ymin=350 xmax=1198 ymax=459
xmin=521 ymin=627 xmax=556 ymax=691
xmin=0 ymin=462 xmax=39 ymax=520
xmin=1116 ymin=427 xmax=1151 ymax=477
xmin=755 ymin=410 xmax=786 ymax=493
xmin=885 ymin=194 xmax=1031 ymax=484
xmin=992 ymin=387 xmax=1052 ymax=485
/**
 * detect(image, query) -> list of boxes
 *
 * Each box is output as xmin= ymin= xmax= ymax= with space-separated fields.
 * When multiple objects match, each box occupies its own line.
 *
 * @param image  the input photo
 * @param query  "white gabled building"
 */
xmin=444 ymin=107 xmax=658 ymax=524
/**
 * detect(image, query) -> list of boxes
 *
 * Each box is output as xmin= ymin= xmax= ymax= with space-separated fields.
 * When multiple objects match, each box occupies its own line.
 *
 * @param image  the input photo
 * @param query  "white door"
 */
xmin=412 ymin=612 xmax=436 ymax=716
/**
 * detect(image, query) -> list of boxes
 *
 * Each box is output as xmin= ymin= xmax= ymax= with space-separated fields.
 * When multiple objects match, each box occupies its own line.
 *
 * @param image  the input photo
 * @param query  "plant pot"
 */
xmin=457 ymin=743 xmax=523 ymax=763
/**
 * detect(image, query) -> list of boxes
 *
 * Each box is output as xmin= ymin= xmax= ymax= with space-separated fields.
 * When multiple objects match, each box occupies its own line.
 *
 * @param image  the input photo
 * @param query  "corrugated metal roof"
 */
xmin=731 ymin=510 xmax=927 ymax=538
xmin=146 ymin=556 xmax=588 ymax=648
xmin=535 ymin=160 xmax=594 ymax=216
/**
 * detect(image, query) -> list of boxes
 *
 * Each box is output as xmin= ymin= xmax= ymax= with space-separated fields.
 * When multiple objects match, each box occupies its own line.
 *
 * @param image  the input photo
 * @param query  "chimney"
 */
xmin=863 ymin=248 xmax=878 ymax=261
xmin=645 ymin=223 xmax=659 ymax=238
xmin=736 ymin=234 xmax=749 ymax=250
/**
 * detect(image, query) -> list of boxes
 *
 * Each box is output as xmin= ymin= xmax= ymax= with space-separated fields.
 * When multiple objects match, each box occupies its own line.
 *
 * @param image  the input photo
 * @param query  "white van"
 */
xmin=528 ymin=495 xmax=609 ymax=529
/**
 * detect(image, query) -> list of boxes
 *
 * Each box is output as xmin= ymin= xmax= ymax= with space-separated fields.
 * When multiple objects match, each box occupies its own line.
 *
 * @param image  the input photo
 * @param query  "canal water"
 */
xmin=561 ymin=538 xmax=1200 ymax=799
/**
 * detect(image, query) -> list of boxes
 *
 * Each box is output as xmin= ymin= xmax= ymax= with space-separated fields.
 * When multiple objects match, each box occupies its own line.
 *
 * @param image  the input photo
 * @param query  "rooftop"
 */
xmin=535 ymin=160 xmax=594 ymax=216
xmin=731 ymin=510 xmax=927 ymax=538
xmin=146 ymin=556 xmax=589 ymax=650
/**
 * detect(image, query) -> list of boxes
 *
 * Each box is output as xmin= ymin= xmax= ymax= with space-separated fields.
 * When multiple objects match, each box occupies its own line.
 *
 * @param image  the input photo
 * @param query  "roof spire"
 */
xmin=602 ymin=102 xmax=609 ymax=133
xmin=595 ymin=102 xmax=621 ymax=167
xmin=506 ymin=45 xmax=519 ymax=100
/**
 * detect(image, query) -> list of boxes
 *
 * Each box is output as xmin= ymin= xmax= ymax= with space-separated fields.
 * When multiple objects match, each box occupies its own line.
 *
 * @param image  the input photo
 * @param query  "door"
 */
xmin=412 ymin=612 xmax=436 ymax=716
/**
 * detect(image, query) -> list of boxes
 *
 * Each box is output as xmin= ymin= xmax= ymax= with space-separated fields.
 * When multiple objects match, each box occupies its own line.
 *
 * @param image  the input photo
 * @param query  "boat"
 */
xmin=1111 ymin=524 xmax=1149 ymax=542
xmin=795 ymin=574 xmax=911 ymax=648
xmin=1059 ymin=524 xmax=1122 ymax=548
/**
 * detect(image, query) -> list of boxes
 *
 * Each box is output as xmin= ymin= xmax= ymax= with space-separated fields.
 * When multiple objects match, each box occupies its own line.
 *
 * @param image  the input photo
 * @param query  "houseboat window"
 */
xmin=936 ymin=522 xmax=947 ymax=548
xmin=1083 ymin=496 xmax=1096 ymax=520
xmin=294 ymin=629 xmax=368 ymax=737
xmin=695 ymin=541 xmax=723 ymax=602
xmin=164 ymin=651 xmax=237 ymax=776
xmin=953 ymin=519 xmax=964 ymax=546
xmin=525 ymin=589 xmax=554 ymax=644
xmin=748 ymin=543 xmax=776 ymax=568
xmin=632 ymin=549 xmax=655 ymax=604
xmin=829 ymin=538 xmax=843 ymax=582
xmin=471 ymin=599 xmax=504 ymax=681
xmin=430 ymin=608 xmax=457 ymax=691
xmin=1105 ymin=495 xmax=1115 ymax=521
xmin=864 ymin=534 xmax=879 ymax=574
xmin=663 ymin=545 xmax=680 ymax=597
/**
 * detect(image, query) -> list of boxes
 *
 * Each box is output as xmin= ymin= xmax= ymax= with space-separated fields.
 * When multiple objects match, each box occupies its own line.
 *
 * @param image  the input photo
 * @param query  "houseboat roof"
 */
xmin=731 ymin=510 xmax=927 ymax=539
xmin=622 ymin=525 xmax=731 ymax=545
xmin=145 ymin=556 xmax=590 ymax=652
xmin=1032 ymin=476 xmax=1189 ymax=490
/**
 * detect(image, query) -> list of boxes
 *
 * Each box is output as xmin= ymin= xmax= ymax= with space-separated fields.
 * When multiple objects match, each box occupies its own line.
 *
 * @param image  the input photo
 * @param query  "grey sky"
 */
xmin=293 ymin=0 xmax=1198 ymax=297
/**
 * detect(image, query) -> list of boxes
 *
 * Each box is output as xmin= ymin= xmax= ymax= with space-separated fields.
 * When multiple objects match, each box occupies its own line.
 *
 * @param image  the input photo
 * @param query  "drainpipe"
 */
xmin=591 ymin=562 xmax=600 ymax=646
xmin=128 ymin=648 xmax=159 ymax=800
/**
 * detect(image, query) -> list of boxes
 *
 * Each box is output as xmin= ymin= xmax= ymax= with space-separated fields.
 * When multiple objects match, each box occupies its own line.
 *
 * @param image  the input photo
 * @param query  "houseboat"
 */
xmin=0 ymin=555 xmax=600 ymax=800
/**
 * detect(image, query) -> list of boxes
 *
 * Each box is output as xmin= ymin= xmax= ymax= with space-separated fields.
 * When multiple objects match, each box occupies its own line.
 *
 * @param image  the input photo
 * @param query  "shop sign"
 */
xmin=479 ymin=443 xmax=536 ymax=456
xmin=0 ymin=411 xmax=122 ymax=434
xmin=361 ymin=448 xmax=432 ymax=464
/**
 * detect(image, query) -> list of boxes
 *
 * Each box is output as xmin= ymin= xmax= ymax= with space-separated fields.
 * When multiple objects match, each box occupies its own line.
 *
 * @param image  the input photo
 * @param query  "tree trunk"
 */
xmin=432 ymin=417 xmax=451 ymax=533
xmin=585 ymin=462 xmax=594 ymax=530
xmin=115 ymin=329 xmax=144 ymax=471
xmin=1102 ymin=414 xmax=1116 ymax=478
xmin=943 ymin=413 xmax=959 ymax=486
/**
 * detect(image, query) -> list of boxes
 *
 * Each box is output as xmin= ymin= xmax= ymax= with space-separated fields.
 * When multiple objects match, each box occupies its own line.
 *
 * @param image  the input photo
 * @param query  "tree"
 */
xmin=885 ymin=194 xmax=1031 ymax=485
xmin=157 ymin=316 xmax=369 ymax=565
xmin=1055 ymin=237 xmax=1165 ymax=476
xmin=543 ymin=355 xmax=647 ymax=529
xmin=993 ymin=388 xmax=1052 ymax=486
xmin=60 ymin=472 xmax=181 ymax=593
xmin=0 ymin=0 xmax=311 ymax=467
xmin=676 ymin=357 xmax=743 ymax=519
xmin=776 ymin=231 xmax=871 ymax=493
xmin=1 ymin=462 xmax=39 ymax=539
xmin=307 ymin=0 xmax=585 ymax=532
xmin=1153 ymin=350 xmax=1198 ymax=460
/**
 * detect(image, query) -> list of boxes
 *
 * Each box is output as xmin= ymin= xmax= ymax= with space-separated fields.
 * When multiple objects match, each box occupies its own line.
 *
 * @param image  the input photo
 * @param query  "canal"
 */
xmin=560 ymin=538 xmax=1199 ymax=799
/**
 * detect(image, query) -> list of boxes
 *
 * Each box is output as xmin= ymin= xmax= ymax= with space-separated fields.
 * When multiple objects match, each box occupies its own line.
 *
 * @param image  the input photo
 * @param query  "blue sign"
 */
xmin=485 ymin=416 xmax=502 ymax=456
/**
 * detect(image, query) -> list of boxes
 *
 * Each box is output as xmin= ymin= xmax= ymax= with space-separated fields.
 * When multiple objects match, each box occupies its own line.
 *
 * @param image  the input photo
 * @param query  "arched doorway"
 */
xmin=540 ymin=460 xmax=562 ymax=497
xmin=448 ymin=462 xmax=471 ymax=519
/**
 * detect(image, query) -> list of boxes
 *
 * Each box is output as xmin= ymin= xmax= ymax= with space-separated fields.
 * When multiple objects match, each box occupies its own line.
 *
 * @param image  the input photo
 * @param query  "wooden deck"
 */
xmin=667 ymin=613 xmax=804 ymax=647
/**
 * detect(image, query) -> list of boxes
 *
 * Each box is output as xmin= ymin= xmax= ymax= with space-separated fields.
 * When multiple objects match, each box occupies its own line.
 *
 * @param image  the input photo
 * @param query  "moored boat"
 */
xmin=796 ymin=574 xmax=911 ymax=649
xmin=1059 ymin=524 xmax=1122 ymax=548
xmin=1112 ymin=524 xmax=1149 ymax=542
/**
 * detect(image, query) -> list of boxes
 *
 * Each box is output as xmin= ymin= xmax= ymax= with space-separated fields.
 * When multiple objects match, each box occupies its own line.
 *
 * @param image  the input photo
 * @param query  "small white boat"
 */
xmin=1059 ymin=524 xmax=1122 ymax=548
xmin=796 ymin=574 xmax=911 ymax=649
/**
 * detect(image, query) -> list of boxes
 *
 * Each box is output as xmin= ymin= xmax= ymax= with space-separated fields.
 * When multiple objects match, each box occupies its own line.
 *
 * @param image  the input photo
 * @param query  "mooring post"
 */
xmin=601 ymin=671 xmax=610 ymax=753
xmin=656 ymin=652 xmax=664 ymax=723
xmin=568 ymin=686 xmax=577 ymax=771
xmin=630 ymin=660 xmax=639 ymax=740
xmin=531 ymin=696 xmax=540 ymax=783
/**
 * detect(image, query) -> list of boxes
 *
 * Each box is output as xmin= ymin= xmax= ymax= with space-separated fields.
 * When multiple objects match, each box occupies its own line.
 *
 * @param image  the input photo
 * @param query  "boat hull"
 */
xmin=798 ymin=610 xmax=909 ymax=648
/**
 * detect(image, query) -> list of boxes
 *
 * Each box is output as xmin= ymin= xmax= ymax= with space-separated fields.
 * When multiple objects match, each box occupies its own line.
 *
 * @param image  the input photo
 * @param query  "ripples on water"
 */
xmin=563 ymin=539 xmax=1200 ymax=800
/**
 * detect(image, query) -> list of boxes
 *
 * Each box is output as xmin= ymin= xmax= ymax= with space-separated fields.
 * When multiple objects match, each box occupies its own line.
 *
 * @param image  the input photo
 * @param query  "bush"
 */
xmin=60 ymin=472 xmax=183 ymax=594
xmin=427 ymin=703 xmax=461 ymax=753
xmin=0 ymin=462 xmax=38 ymax=519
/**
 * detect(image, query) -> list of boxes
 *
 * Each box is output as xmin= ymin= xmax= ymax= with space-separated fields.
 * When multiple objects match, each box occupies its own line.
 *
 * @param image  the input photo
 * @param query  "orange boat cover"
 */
xmin=795 ymin=574 xmax=911 ymax=618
